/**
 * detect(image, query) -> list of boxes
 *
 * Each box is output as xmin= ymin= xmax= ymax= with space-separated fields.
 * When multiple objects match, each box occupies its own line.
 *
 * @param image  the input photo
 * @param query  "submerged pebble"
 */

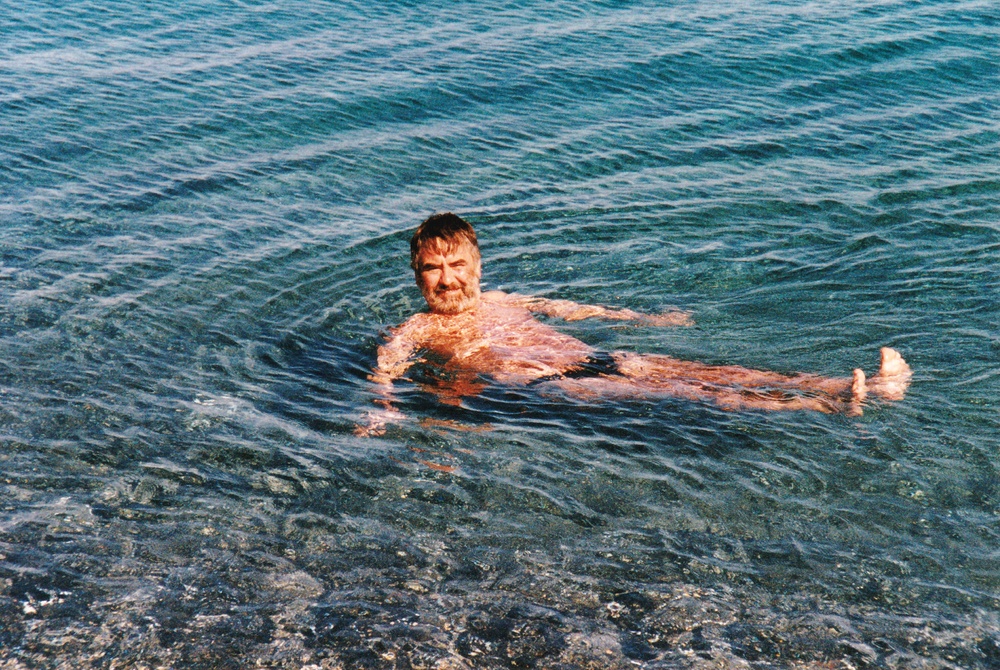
xmin=2 ymin=0 xmax=998 ymax=667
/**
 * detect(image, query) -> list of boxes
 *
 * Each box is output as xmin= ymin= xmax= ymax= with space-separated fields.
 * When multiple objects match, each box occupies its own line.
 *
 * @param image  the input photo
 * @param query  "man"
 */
xmin=358 ymin=213 xmax=911 ymax=435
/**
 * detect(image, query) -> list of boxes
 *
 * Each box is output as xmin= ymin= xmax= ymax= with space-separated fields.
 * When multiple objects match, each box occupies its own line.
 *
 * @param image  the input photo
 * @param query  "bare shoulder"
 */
xmin=483 ymin=290 xmax=539 ymax=308
xmin=376 ymin=314 xmax=430 ymax=369
xmin=481 ymin=291 xmax=542 ymax=315
xmin=389 ymin=312 xmax=432 ymax=337
xmin=481 ymin=290 xmax=510 ymax=303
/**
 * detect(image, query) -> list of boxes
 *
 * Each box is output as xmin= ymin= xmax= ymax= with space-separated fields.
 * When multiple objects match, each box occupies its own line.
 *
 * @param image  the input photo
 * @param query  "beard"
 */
xmin=422 ymin=275 xmax=481 ymax=314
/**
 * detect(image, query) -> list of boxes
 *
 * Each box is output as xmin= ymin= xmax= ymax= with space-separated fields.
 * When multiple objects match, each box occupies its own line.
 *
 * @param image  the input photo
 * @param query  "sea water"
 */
xmin=1 ymin=0 xmax=999 ymax=667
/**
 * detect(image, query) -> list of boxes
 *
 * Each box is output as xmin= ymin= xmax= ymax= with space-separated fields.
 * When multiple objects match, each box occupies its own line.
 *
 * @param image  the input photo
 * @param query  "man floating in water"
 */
xmin=358 ymin=213 xmax=911 ymax=435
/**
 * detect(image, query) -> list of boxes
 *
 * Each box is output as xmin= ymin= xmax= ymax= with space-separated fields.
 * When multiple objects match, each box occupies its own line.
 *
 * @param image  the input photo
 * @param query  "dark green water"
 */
xmin=1 ymin=0 xmax=999 ymax=667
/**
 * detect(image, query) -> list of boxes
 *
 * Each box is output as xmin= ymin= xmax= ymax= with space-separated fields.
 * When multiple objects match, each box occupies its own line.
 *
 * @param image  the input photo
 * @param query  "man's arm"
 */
xmin=371 ymin=329 xmax=419 ymax=385
xmin=354 ymin=322 xmax=420 ymax=437
xmin=486 ymin=291 xmax=693 ymax=326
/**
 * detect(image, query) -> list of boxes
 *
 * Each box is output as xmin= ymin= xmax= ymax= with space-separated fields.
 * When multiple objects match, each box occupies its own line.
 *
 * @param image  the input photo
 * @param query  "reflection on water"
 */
xmin=3 ymin=0 xmax=1000 ymax=667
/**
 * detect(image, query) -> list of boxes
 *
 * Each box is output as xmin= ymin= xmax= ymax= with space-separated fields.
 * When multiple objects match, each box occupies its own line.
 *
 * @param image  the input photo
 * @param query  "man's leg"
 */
xmin=547 ymin=348 xmax=910 ymax=414
xmin=613 ymin=348 xmax=909 ymax=397
xmin=550 ymin=369 xmax=855 ymax=413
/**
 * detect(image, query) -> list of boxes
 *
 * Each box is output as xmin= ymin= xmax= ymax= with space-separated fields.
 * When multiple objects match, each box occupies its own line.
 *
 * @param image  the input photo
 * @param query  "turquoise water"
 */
xmin=2 ymin=0 xmax=999 ymax=667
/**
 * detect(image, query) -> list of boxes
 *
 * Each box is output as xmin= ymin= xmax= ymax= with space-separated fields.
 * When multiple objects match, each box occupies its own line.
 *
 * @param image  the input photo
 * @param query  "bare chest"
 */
xmin=408 ymin=304 xmax=593 ymax=377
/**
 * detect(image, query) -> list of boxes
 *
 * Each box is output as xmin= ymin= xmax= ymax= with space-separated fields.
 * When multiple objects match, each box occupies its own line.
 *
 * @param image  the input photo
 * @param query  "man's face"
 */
xmin=414 ymin=240 xmax=481 ymax=314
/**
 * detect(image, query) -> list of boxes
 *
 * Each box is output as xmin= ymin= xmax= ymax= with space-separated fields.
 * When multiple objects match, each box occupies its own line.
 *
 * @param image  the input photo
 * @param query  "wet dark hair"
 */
xmin=410 ymin=212 xmax=480 ymax=270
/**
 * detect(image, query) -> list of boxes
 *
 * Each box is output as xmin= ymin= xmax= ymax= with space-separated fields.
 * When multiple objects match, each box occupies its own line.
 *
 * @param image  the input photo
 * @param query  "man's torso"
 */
xmin=390 ymin=294 xmax=595 ymax=384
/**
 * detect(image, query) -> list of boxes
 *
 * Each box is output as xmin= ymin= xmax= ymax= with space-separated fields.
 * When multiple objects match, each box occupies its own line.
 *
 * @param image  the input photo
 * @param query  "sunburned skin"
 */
xmin=357 ymin=219 xmax=912 ymax=435
xmin=376 ymin=292 xmax=910 ymax=412
xmin=378 ymin=294 xmax=597 ymax=385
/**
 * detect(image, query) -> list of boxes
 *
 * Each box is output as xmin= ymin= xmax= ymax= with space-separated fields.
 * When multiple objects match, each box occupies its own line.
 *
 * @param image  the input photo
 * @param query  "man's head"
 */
xmin=411 ymin=213 xmax=482 ymax=314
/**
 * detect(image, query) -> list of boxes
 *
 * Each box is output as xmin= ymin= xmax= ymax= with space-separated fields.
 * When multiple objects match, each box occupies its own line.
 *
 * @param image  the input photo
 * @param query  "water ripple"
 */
xmin=2 ymin=0 xmax=1000 ymax=667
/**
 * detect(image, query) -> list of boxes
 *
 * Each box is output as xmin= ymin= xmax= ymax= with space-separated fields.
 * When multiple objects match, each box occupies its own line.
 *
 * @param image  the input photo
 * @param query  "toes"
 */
xmin=880 ymin=347 xmax=900 ymax=368
xmin=872 ymin=349 xmax=910 ymax=401
xmin=879 ymin=347 xmax=911 ymax=378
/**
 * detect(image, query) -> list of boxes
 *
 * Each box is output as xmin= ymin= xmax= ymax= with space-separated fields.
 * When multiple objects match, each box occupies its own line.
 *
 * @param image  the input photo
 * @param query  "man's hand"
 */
xmin=354 ymin=402 xmax=405 ymax=437
xmin=636 ymin=310 xmax=694 ymax=327
xmin=353 ymin=420 xmax=386 ymax=438
xmin=561 ymin=304 xmax=608 ymax=321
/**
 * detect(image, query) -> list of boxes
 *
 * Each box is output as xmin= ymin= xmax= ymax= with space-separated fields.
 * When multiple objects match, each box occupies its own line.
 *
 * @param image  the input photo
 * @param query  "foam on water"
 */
xmin=2 ymin=0 xmax=999 ymax=667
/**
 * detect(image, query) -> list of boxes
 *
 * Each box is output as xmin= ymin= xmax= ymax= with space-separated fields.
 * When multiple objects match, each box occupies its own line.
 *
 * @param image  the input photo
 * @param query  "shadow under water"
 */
xmin=3 ymin=0 xmax=1000 ymax=666
xmin=3 ymin=337 xmax=998 ymax=669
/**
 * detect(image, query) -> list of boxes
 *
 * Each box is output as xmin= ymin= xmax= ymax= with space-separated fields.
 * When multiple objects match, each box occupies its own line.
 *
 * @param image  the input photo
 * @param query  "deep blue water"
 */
xmin=2 ymin=1 xmax=999 ymax=667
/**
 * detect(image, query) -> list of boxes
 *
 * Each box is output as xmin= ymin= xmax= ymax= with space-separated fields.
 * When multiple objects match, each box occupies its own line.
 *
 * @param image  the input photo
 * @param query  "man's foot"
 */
xmin=852 ymin=368 xmax=867 ymax=400
xmin=848 ymin=368 xmax=867 ymax=415
xmin=868 ymin=347 xmax=912 ymax=401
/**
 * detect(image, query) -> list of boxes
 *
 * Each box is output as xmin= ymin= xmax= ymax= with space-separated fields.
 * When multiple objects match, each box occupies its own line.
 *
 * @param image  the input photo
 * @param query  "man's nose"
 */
xmin=440 ymin=264 xmax=457 ymax=286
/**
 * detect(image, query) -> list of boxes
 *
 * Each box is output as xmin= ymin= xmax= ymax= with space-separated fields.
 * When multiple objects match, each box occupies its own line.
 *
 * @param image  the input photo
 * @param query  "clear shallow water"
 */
xmin=2 ymin=0 xmax=999 ymax=667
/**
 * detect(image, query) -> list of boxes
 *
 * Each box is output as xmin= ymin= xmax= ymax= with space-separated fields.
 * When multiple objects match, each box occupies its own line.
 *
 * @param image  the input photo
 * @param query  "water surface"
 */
xmin=2 ymin=0 xmax=999 ymax=667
